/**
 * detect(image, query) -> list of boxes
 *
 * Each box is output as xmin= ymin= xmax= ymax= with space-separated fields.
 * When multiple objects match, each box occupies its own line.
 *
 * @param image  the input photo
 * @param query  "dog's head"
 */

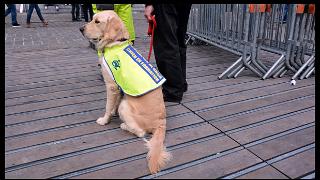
xmin=80 ymin=10 xmax=129 ymax=50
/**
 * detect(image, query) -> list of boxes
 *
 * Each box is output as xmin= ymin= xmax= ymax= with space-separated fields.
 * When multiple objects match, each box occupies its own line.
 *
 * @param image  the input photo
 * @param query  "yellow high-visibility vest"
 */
xmin=100 ymin=41 xmax=166 ymax=96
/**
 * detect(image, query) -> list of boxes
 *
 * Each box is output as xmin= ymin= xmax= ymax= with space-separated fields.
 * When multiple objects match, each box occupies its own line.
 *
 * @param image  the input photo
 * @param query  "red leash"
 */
xmin=147 ymin=15 xmax=156 ymax=62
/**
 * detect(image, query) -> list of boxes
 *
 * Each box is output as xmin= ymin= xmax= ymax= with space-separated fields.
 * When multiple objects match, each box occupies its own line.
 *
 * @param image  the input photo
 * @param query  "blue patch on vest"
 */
xmin=123 ymin=45 xmax=164 ymax=84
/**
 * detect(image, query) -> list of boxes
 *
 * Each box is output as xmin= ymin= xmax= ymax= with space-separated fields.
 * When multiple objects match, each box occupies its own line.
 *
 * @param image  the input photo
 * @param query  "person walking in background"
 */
xmin=144 ymin=4 xmax=192 ymax=103
xmin=26 ymin=4 xmax=48 ymax=28
xmin=71 ymin=4 xmax=81 ymax=21
xmin=81 ymin=4 xmax=93 ymax=22
xmin=5 ymin=4 xmax=21 ymax=27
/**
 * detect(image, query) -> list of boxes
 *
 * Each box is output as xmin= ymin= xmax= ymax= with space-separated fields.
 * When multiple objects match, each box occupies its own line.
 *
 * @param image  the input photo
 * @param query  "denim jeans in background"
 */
xmin=5 ymin=4 xmax=18 ymax=25
xmin=27 ymin=4 xmax=45 ymax=23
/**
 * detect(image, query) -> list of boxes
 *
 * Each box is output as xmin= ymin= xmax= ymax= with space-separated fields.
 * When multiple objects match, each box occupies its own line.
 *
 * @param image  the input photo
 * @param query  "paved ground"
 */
xmin=5 ymin=9 xmax=315 ymax=179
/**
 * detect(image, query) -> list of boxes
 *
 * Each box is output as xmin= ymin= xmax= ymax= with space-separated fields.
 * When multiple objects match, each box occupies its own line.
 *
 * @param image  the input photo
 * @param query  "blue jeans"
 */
xmin=27 ymin=4 xmax=44 ymax=23
xmin=5 ymin=4 xmax=18 ymax=24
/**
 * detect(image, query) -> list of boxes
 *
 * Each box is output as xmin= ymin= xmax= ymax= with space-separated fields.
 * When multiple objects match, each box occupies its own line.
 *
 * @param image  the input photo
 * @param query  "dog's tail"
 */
xmin=144 ymin=125 xmax=171 ymax=174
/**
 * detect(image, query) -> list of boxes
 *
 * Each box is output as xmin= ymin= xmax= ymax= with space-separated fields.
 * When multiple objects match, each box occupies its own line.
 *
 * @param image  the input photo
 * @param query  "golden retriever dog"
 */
xmin=80 ymin=11 xmax=171 ymax=174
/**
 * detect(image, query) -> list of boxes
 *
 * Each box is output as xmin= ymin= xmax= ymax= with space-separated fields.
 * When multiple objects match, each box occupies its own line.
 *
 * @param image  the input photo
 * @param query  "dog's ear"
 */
xmin=97 ymin=16 xmax=129 ymax=49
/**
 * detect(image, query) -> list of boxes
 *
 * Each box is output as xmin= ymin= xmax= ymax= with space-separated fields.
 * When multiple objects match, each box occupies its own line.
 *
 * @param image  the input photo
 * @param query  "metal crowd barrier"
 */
xmin=186 ymin=4 xmax=315 ymax=80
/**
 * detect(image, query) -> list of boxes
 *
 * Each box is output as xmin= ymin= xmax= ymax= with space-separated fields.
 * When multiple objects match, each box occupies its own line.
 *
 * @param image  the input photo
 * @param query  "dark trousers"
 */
xmin=5 ymin=4 xmax=18 ymax=24
xmin=27 ymin=4 xmax=45 ymax=23
xmin=71 ymin=4 xmax=80 ymax=20
xmin=153 ymin=4 xmax=192 ymax=99
xmin=82 ymin=4 xmax=93 ymax=22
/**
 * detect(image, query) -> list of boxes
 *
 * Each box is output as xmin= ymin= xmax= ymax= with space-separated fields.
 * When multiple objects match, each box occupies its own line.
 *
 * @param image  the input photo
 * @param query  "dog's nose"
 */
xmin=79 ymin=25 xmax=85 ymax=33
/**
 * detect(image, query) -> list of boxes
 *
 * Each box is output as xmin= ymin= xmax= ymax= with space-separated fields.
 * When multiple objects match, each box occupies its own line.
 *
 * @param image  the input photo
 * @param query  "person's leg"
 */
xmin=34 ymin=4 xmax=45 ymax=21
xmin=5 ymin=4 xmax=12 ymax=17
xmin=71 ymin=4 xmax=76 ymax=20
xmin=153 ymin=4 xmax=184 ymax=101
xmin=82 ymin=4 xmax=88 ymax=22
xmin=89 ymin=5 xmax=94 ymax=21
xmin=80 ymin=4 xmax=84 ymax=18
xmin=7 ymin=4 xmax=18 ymax=25
xmin=27 ymin=4 xmax=35 ymax=24
xmin=76 ymin=4 xmax=80 ymax=20
xmin=176 ymin=4 xmax=192 ymax=92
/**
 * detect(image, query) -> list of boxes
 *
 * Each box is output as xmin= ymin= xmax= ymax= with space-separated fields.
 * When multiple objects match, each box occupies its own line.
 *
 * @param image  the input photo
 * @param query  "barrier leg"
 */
xmin=262 ymin=54 xmax=285 ymax=79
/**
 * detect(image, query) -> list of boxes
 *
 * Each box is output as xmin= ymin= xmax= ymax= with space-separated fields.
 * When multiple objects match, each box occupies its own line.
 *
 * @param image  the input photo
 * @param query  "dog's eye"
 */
xmin=95 ymin=20 xmax=100 ymax=24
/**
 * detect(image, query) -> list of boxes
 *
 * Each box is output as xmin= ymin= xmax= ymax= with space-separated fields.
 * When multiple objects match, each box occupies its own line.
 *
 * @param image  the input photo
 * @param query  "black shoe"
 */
xmin=183 ymin=85 xmax=188 ymax=92
xmin=12 ymin=23 xmax=21 ymax=27
xmin=76 ymin=18 xmax=82 ymax=21
xmin=163 ymin=94 xmax=182 ymax=103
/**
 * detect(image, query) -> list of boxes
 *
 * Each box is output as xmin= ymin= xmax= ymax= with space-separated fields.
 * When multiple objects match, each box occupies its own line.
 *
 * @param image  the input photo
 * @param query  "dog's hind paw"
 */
xmin=96 ymin=117 xmax=110 ymax=126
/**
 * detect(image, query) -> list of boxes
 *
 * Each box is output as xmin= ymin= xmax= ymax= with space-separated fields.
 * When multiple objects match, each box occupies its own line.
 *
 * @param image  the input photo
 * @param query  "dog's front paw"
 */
xmin=96 ymin=117 xmax=110 ymax=126
xmin=120 ymin=123 xmax=128 ymax=130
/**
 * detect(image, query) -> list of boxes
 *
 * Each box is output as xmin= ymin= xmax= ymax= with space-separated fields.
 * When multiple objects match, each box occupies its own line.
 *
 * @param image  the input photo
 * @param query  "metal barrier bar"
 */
xmin=186 ymin=4 xmax=315 ymax=80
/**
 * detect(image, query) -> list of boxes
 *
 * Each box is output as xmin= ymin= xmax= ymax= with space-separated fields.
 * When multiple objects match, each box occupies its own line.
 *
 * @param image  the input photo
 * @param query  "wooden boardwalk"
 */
xmin=5 ymin=11 xmax=315 ymax=179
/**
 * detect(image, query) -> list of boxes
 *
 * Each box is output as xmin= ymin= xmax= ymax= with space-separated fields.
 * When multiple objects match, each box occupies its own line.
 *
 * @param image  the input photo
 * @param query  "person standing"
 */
xmin=144 ymin=4 xmax=192 ymax=103
xmin=26 ymin=4 xmax=48 ymax=28
xmin=81 ymin=4 xmax=93 ymax=22
xmin=5 ymin=4 xmax=21 ymax=27
xmin=71 ymin=4 xmax=81 ymax=21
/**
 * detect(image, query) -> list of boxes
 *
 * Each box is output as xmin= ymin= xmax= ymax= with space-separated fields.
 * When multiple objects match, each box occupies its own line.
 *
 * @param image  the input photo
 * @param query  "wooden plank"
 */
xmin=183 ymin=77 xmax=288 ymax=103
xmin=211 ymin=95 xmax=315 ymax=131
xmin=5 ymin=83 xmax=105 ymax=107
xmin=6 ymin=92 xmax=106 ymax=115
xmin=236 ymin=165 xmax=288 ymax=179
xmin=272 ymin=148 xmax=315 ymax=178
xmin=5 ymin=75 xmax=102 ymax=93
xmin=6 ymin=102 xmax=191 ymax=150
xmin=197 ymin=85 xmax=314 ymax=120
xmin=5 ymin=99 xmax=106 ymax=126
xmin=5 ymin=56 xmax=95 ymax=74
xmin=184 ymin=79 xmax=314 ymax=111
xmin=6 ymin=91 xmax=109 ymax=116
xmin=5 ymin=108 xmax=104 ymax=138
xmin=5 ymin=113 xmax=206 ymax=167
xmin=5 ymin=100 xmax=189 ymax=127
xmin=248 ymin=126 xmax=314 ymax=160
xmin=69 ymin=134 xmax=238 ymax=179
xmin=186 ymin=76 xmax=258 ymax=93
xmin=5 ymin=63 xmax=97 ymax=82
xmin=5 ymin=103 xmax=187 ymax=138
xmin=155 ymin=149 xmax=261 ymax=179
xmin=5 ymin=122 xmax=218 ymax=179
xmin=5 ymin=62 xmax=226 ymax=98
xmin=6 ymin=70 xmax=99 ymax=86
xmin=228 ymin=109 xmax=315 ymax=145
